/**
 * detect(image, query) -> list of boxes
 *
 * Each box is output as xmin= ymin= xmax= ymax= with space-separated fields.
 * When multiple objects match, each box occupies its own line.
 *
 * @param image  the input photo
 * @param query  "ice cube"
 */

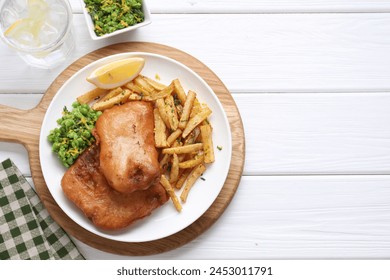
xmin=38 ymin=21 xmax=57 ymax=45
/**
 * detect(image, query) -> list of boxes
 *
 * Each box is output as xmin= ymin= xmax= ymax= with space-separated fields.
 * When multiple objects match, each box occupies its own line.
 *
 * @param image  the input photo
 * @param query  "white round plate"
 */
xmin=39 ymin=52 xmax=232 ymax=242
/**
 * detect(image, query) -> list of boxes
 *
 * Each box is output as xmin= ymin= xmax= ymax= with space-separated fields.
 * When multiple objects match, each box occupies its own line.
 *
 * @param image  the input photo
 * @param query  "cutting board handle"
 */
xmin=0 ymin=104 xmax=43 ymax=147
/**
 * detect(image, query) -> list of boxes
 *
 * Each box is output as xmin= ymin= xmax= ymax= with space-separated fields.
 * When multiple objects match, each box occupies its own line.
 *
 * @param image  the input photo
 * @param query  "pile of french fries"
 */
xmin=77 ymin=74 xmax=215 ymax=212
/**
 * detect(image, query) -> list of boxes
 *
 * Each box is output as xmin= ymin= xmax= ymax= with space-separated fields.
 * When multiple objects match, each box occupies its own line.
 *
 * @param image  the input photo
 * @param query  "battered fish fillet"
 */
xmin=61 ymin=144 xmax=168 ymax=230
xmin=95 ymin=101 xmax=160 ymax=194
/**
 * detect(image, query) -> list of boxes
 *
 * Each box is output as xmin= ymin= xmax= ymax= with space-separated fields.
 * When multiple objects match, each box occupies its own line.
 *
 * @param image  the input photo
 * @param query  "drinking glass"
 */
xmin=0 ymin=0 xmax=74 ymax=69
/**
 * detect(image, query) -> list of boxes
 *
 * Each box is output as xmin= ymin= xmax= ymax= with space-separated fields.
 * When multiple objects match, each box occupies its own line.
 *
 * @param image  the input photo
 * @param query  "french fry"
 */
xmin=77 ymin=87 xmax=107 ymax=104
xmin=156 ymin=98 xmax=171 ymax=129
xmin=178 ymin=90 xmax=196 ymax=130
xmin=176 ymin=104 xmax=183 ymax=118
xmin=178 ymin=153 xmax=187 ymax=162
xmin=149 ymin=83 xmax=174 ymax=101
xmin=141 ymin=75 xmax=167 ymax=91
xmin=92 ymin=89 xmax=131 ymax=111
xmin=154 ymin=108 xmax=168 ymax=148
xmin=170 ymin=154 xmax=179 ymax=183
xmin=134 ymin=75 xmax=156 ymax=94
xmin=162 ymin=143 xmax=203 ymax=155
xmin=178 ymin=154 xmax=204 ymax=169
xmin=171 ymin=140 xmax=186 ymax=162
xmin=100 ymin=87 xmax=123 ymax=102
xmin=165 ymin=95 xmax=179 ymax=130
xmin=184 ymin=127 xmax=200 ymax=145
xmin=182 ymin=107 xmax=212 ymax=138
xmin=159 ymin=153 xmax=171 ymax=171
xmin=180 ymin=163 xmax=206 ymax=203
xmin=190 ymin=98 xmax=202 ymax=118
xmin=175 ymin=168 xmax=192 ymax=189
xmin=160 ymin=175 xmax=182 ymax=212
xmin=200 ymin=124 xmax=215 ymax=163
xmin=166 ymin=129 xmax=182 ymax=147
xmin=128 ymin=93 xmax=144 ymax=101
xmin=128 ymin=93 xmax=168 ymax=102
xmin=173 ymin=79 xmax=186 ymax=105
xmin=162 ymin=141 xmax=183 ymax=169
xmin=125 ymin=81 xmax=144 ymax=94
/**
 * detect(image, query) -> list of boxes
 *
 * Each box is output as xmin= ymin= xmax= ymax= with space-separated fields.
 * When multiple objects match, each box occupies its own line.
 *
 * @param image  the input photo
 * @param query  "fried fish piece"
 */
xmin=61 ymin=144 xmax=168 ymax=230
xmin=95 ymin=101 xmax=160 ymax=193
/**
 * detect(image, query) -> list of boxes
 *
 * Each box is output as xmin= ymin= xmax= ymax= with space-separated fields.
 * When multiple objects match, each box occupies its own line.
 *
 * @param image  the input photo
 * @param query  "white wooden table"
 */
xmin=1 ymin=0 xmax=390 ymax=259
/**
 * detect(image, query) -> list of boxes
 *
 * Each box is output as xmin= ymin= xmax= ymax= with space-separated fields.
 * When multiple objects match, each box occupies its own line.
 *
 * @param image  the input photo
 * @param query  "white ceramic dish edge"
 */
xmin=79 ymin=0 xmax=152 ymax=40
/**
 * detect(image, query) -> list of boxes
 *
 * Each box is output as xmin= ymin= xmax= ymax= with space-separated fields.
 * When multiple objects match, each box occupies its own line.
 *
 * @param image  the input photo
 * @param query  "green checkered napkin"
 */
xmin=0 ymin=159 xmax=84 ymax=260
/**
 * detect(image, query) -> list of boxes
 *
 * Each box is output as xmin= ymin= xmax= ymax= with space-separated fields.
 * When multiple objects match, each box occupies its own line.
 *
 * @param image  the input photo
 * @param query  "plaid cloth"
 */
xmin=0 ymin=159 xmax=84 ymax=260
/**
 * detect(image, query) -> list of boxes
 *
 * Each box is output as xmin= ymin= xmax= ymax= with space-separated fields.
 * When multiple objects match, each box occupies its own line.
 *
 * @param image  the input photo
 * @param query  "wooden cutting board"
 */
xmin=0 ymin=42 xmax=245 ymax=256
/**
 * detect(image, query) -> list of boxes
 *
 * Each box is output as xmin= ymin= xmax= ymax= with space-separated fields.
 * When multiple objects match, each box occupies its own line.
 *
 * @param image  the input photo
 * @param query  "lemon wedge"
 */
xmin=86 ymin=57 xmax=145 ymax=89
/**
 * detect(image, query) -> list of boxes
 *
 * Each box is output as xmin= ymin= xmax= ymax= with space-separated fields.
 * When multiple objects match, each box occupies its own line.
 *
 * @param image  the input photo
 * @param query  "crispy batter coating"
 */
xmin=95 ymin=101 xmax=160 ymax=193
xmin=61 ymin=144 xmax=168 ymax=230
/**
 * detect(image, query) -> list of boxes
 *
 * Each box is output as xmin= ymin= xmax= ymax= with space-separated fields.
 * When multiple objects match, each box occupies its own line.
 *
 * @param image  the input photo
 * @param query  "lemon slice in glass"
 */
xmin=4 ymin=0 xmax=49 ymax=47
xmin=87 ymin=57 xmax=145 ymax=89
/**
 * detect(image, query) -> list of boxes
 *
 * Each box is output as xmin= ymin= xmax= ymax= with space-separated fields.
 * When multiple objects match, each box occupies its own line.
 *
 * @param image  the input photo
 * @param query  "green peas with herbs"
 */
xmin=47 ymin=101 xmax=102 ymax=168
xmin=83 ymin=0 xmax=145 ymax=36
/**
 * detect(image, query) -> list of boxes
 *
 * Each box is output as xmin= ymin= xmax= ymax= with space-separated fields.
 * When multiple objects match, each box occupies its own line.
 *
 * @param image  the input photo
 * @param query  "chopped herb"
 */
xmin=173 ymin=94 xmax=181 ymax=106
xmin=217 ymin=145 xmax=223 ymax=151
xmin=200 ymin=177 xmax=206 ymax=181
xmin=155 ymin=73 xmax=160 ymax=80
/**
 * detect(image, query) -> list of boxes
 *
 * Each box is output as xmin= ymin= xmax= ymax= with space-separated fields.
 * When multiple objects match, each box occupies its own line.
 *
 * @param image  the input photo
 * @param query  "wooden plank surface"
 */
xmin=69 ymin=175 xmax=390 ymax=259
xmin=70 ymin=0 xmax=390 ymax=13
xmin=1 ymin=14 xmax=390 ymax=93
xmin=237 ymin=93 xmax=390 ymax=175
xmin=22 ymin=175 xmax=390 ymax=259
xmin=1 ymin=1 xmax=390 ymax=260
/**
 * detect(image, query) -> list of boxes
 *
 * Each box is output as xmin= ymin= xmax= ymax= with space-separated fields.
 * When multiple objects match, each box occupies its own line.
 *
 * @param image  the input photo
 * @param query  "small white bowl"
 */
xmin=79 ymin=0 xmax=151 ymax=40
